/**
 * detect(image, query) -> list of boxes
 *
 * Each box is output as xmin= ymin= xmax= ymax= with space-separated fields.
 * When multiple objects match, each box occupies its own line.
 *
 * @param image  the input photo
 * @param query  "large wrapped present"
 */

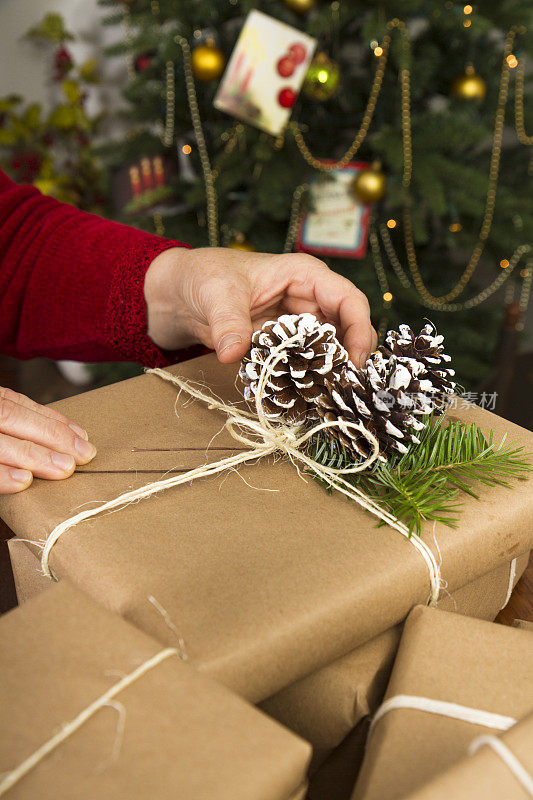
xmin=404 ymin=711 xmax=533 ymax=800
xmin=351 ymin=606 xmax=533 ymax=800
xmin=0 ymin=353 xmax=531 ymax=710
xmin=9 ymin=539 xmax=527 ymax=768
xmin=0 ymin=581 xmax=311 ymax=800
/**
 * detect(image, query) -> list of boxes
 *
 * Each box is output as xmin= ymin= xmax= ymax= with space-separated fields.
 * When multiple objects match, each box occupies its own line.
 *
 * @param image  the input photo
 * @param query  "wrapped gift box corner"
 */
xmin=351 ymin=606 xmax=533 ymax=800
xmin=0 ymin=581 xmax=311 ymax=800
xmin=0 ymin=353 xmax=531 ymax=707
xmin=260 ymin=551 xmax=529 ymax=768
xmin=404 ymin=711 xmax=533 ymax=800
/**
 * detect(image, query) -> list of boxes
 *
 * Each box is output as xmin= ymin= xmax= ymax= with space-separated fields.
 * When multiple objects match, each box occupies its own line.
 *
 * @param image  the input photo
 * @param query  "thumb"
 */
xmin=205 ymin=285 xmax=253 ymax=363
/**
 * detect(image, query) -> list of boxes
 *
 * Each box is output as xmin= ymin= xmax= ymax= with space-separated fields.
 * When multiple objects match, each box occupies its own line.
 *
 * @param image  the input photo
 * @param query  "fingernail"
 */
xmin=10 ymin=468 xmax=32 ymax=484
xmin=69 ymin=423 xmax=88 ymax=440
xmin=74 ymin=438 xmax=97 ymax=462
xmin=51 ymin=452 xmax=75 ymax=472
xmin=218 ymin=334 xmax=242 ymax=355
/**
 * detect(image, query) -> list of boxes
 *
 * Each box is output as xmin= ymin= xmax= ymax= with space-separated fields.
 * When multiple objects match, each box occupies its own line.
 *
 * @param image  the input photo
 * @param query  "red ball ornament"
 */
xmin=278 ymin=87 xmax=296 ymax=108
xmin=288 ymin=43 xmax=307 ymax=65
xmin=134 ymin=52 xmax=155 ymax=73
xmin=277 ymin=56 xmax=295 ymax=78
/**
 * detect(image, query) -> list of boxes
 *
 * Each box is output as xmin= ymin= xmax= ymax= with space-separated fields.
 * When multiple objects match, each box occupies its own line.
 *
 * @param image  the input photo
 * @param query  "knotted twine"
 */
xmin=40 ymin=334 xmax=441 ymax=604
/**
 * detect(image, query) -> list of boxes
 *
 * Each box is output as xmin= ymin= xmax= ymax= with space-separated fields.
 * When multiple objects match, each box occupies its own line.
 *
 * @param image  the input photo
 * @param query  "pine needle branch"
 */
xmin=307 ymin=415 xmax=531 ymax=537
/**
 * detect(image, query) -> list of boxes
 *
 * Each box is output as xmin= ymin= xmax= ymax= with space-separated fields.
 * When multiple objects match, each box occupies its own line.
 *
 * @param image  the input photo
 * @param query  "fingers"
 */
xmin=0 ymin=432 xmax=79 ymax=482
xmin=277 ymin=255 xmax=374 ymax=366
xmin=203 ymin=279 xmax=254 ymax=363
xmin=371 ymin=325 xmax=378 ymax=354
xmin=0 ymin=465 xmax=33 ymax=494
xmin=0 ymin=387 xmax=88 ymax=439
xmin=0 ymin=397 xmax=96 ymax=466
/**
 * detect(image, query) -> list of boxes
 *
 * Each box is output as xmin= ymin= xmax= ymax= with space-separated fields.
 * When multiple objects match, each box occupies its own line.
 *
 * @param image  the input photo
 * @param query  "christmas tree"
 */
xmin=66 ymin=4 xmax=533 ymax=384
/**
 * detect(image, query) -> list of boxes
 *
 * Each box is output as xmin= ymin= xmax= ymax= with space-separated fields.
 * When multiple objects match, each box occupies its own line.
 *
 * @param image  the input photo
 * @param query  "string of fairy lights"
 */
xmin=122 ymin=2 xmax=532 ymax=328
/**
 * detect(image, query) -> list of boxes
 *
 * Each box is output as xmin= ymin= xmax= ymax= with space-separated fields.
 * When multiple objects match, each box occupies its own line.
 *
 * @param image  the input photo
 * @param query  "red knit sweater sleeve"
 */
xmin=0 ymin=168 xmax=205 ymax=367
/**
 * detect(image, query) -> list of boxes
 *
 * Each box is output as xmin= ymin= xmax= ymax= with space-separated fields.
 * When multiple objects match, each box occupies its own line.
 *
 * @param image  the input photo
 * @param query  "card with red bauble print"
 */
xmin=214 ymin=10 xmax=316 ymax=136
xmin=296 ymin=162 xmax=371 ymax=259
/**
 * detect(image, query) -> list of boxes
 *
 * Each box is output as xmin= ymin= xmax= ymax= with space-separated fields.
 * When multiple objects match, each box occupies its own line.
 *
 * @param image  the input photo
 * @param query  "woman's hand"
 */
xmin=0 ymin=388 xmax=96 ymax=494
xmin=144 ymin=247 xmax=377 ymax=366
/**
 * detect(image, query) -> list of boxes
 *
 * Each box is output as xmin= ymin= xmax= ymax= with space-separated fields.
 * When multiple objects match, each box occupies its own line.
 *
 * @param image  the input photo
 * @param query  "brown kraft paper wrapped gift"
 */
xmin=0 ymin=581 xmax=311 ymax=800
xmin=0 ymin=354 xmax=531 ymax=706
xmin=351 ymin=605 xmax=533 ymax=800
xmin=8 ymin=540 xmax=528 ymax=769
xmin=403 ymin=711 xmax=533 ymax=800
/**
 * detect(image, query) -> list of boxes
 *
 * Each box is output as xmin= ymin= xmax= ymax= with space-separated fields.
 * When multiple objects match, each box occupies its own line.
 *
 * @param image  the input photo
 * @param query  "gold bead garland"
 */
xmin=289 ymin=25 xmax=394 ymax=172
xmin=368 ymin=222 xmax=392 ymax=342
xmin=283 ymin=183 xmax=308 ymax=253
xmin=288 ymin=19 xmax=530 ymax=312
xmin=515 ymin=58 xmax=533 ymax=146
xmin=162 ymin=60 xmax=175 ymax=148
xmin=400 ymin=26 xmax=517 ymax=304
xmin=375 ymin=225 xmax=531 ymax=312
xmin=175 ymin=35 xmax=219 ymax=246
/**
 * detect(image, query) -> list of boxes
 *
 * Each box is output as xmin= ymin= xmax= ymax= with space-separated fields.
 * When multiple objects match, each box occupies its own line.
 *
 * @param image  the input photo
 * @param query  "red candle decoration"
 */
xmin=277 ymin=56 xmax=296 ymax=78
xmin=278 ymin=87 xmax=297 ymax=108
xmin=288 ymin=43 xmax=307 ymax=64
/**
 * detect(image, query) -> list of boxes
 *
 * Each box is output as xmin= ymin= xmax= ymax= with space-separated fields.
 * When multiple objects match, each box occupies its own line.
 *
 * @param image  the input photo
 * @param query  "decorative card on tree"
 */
xmin=297 ymin=162 xmax=371 ymax=258
xmin=214 ymin=10 xmax=316 ymax=136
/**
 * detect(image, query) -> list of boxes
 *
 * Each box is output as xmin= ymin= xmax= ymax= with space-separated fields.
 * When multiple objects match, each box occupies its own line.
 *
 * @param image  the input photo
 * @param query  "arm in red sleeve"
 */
xmin=0 ymin=168 xmax=203 ymax=367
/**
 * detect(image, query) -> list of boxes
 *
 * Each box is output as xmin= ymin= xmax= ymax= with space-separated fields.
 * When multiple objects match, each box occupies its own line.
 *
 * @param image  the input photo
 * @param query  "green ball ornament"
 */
xmin=303 ymin=53 xmax=340 ymax=102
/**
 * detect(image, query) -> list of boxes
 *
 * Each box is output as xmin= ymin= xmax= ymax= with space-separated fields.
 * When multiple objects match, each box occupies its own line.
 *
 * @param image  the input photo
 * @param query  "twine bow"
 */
xmin=40 ymin=335 xmax=441 ymax=604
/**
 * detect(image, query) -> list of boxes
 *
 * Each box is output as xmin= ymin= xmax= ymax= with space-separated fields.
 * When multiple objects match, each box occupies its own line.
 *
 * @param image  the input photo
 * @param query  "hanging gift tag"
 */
xmin=214 ymin=10 xmax=316 ymax=136
xmin=297 ymin=162 xmax=371 ymax=258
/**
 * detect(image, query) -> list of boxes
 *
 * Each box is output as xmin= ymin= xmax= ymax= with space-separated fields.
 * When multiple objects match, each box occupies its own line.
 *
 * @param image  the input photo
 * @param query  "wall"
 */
xmin=0 ymin=0 xmax=126 ymax=119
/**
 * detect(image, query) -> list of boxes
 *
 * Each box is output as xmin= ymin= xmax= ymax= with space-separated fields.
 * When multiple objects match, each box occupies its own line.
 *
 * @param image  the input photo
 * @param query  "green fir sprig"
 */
xmin=308 ymin=415 xmax=531 ymax=537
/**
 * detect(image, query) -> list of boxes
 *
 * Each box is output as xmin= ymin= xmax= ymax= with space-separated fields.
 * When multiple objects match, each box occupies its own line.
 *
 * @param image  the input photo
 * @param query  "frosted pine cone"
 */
xmin=383 ymin=323 xmax=456 ymax=408
xmin=316 ymin=352 xmax=430 ymax=460
xmin=238 ymin=314 xmax=348 ymax=424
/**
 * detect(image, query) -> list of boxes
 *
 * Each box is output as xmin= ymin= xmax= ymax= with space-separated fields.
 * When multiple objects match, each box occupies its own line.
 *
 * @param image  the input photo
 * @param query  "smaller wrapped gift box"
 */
xmin=403 ymin=711 xmax=533 ymax=800
xmin=0 ymin=582 xmax=311 ymax=800
xmin=260 ymin=553 xmax=528 ymax=767
xmin=352 ymin=605 xmax=533 ymax=800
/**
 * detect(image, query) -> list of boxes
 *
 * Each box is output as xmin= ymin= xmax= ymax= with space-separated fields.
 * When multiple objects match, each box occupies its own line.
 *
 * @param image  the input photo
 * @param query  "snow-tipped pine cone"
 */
xmin=238 ymin=315 xmax=456 ymax=460
xmin=316 ymin=353 xmax=433 ymax=460
xmin=238 ymin=313 xmax=349 ymax=424
xmin=382 ymin=323 xmax=456 ymax=408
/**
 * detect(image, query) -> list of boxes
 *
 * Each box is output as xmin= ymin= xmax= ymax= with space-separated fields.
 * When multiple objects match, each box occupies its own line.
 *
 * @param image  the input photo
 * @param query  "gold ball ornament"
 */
xmin=351 ymin=163 xmax=387 ymax=204
xmin=451 ymin=65 xmax=486 ymax=101
xmin=303 ymin=53 xmax=340 ymax=102
xmin=191 ymin=42 xmax=226 ymax=82
xmin=283 ymin=0 xmax=317 ymax=14
xmin=228 ymin=235 xmax=256 ymax=251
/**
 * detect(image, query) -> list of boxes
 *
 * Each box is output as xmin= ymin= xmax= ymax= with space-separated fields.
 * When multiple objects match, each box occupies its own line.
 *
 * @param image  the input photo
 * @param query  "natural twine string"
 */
xmin=368 ymin=694 xmax=517 ymax=740
xmin=0 ymin=647 xmax=178 ymax=796
xmin=469 ymin=734 xmax=533 ymax=797
xmin=39 ymin=335 xmax=442 ymax=604
xmin=500 ymin=557 xmax=518 ymax=611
